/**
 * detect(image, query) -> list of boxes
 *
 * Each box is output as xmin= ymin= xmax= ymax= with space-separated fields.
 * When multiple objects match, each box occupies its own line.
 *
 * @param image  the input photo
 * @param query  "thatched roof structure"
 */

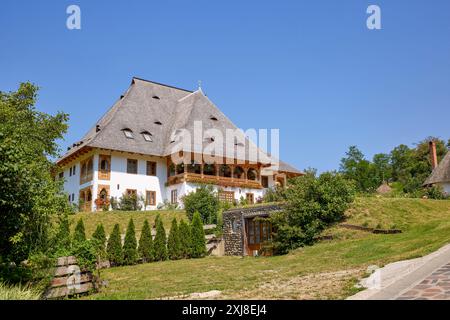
xmin=424 ymin=152 xmax=450 ymax=186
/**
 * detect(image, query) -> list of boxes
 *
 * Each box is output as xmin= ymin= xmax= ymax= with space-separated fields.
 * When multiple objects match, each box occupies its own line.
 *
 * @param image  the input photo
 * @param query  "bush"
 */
xmin=425 ymin=185 xmax=448 ymax=200
xmin=72 ymin=239 xmax=98 ymax=273
xmin=117 ymin=193 xmax=143 ymax=211
xmin=190 ymin=212 xmax=206 ymax=258
xmin=178 ymin=220 xmax=192 ymax=259
xmin=107 ymin=224 xmax=123 ymax=266
xmin=271 ymin=171 xmax=356 ymax=254
xmin=54 ymin=214 xmax=71 ymax=251
xmin=138 ymin=220 xmax=153 ymax=263
xmin=123 ymin=219 xmax=138 ymax=265
xmin=182 ymin=185 xmax=219 ymax=224
xmin=167 ymin=218 xmax=181 ymax=260
xmin=262 ymin=186 xmax=286 ymax=203
xmin=157 ymin=199 xmax=179 ymax=210
xmin=92 ymin=224 xmax=106 ymax=256
xmin=73 ymin=219 xmax=86 ymax=243
xmin=153 ymin=218 xmax=167 ymax=261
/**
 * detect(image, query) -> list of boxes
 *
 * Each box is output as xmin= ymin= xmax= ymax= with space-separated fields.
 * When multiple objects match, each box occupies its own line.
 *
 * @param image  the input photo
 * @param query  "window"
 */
xmin=126 ymin=189 xmax=137 ymax=197
xmin=218 ymin=191 xmax=234 ymax=204
xmin=58 ymin=172 xmax=64 ymax=179
xmin=123 ymin=128 xmax=134 ymax=139
xmin=154 ymin=121 xmax=162 ymax=125
xmin=72 ymin=166 xmax=76 ymax=175
xmin=261 ymin=176 xmax=269 ymax=188
xmin=246 ymin=193 xmax=254 ymax=204
xmin=127 ymin=159 xmax=138 ymax=174
xmin=71 ymin=193 xmax=75 ymax=202
xmin=171 ymin=190 xmax=178 ymax=204
xmin=146 ymin=161 xmax=157 ymax=176
xmin=152 ymin=96 xmax=160 ymax=100
xmin=210 ymin=116 xmax=218 ymax=121
xmin=146 ymin=191 xmax=156 ymax=206
xmin=141 ymin=131 xmax=153 ymax=142
xmin=100 ymin=159 xmax=109 ymax=171
xmin=69 ymin=167 xmax=72 ymax=176
xmin=247 ymin=219 xmax=272 ymax=245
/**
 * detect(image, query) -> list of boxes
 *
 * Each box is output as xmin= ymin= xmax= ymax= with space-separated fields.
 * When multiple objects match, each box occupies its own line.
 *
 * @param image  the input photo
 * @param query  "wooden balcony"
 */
xmin=166 ymin=173 xmax=263 ymax=189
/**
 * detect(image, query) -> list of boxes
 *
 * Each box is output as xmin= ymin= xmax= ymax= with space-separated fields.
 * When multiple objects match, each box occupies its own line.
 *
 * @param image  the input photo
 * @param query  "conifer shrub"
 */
xmin=138 ymin=219 xmax=153 ymax=263
xmin=92 ymin=224 xmax=107 ymax=256
xmin=153 ymin=218 xmax=167 ymax=261
xmin=178 ymin=219 xmax=192 ymax=258
xmin=107 ymin=224 xmax=123 ymax=266
xmin=73 ymin=218 xmax=86 ymax=243
xmin=190 ymin=212 xmax=206 ymax=258
xmin=123 ymin=218 xmax=138 ymax=265
xmin=167 ymin=218 xmax=181 ymax=260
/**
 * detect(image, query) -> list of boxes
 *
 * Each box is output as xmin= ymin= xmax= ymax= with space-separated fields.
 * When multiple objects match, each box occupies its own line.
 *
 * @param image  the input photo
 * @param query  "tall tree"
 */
xmin=178 ymin=219 xmax=192 ymax=259
xmin=73 ymin=219 xmax=86 ymax=243
xmin=153 ymin=218 xmax=167 ymax=261
xmin=138 ymin=219 xmax=153 ymax=262
xmin=167 ymin=218 xmax=181 ymax=260
xmin=190 ymin=212 xmax=206 ymax=258
xmin=107 ymin=224 xmax=123 ymax=266
xmin=340 ymin=146 xmax=378 ymax=192
xmin=123 ymin=219 xmax=137 ymax=265
xmin=0 ymin=82 xmax=70 ymax=262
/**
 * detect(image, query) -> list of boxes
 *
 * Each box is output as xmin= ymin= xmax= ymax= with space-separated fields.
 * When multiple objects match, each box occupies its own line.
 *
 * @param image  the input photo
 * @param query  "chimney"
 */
xmin=429 ymin=141 xmax=438 ymax=170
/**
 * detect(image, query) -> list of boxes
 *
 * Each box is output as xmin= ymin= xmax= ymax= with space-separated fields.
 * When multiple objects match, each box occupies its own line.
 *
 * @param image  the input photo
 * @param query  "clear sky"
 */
xmin=1 ymin=0 xmax=449 ymax=172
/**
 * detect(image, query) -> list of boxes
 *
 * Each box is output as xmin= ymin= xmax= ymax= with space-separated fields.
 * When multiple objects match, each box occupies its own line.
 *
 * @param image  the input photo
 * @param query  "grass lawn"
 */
xmin=70 ymin=210 xmax=187 ymax=237
xmin=84 ymin=197 xmax=450 ymax=300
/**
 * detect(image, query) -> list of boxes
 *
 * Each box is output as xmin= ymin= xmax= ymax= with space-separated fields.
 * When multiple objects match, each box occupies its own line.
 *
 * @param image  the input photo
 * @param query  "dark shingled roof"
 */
xmin=424 ymin=151 xmax=450 ymax=185
xmin=58 ymin=77 xmax=302 ymax=175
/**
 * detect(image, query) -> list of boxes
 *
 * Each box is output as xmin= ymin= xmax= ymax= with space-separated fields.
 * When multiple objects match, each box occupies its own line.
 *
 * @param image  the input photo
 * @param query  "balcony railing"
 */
xmin=166 ymin=173 xmax=263 ymax=189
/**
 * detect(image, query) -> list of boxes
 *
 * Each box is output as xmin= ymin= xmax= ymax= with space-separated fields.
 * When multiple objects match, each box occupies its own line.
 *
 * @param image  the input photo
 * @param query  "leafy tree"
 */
xmin=107 ymin=224 xmax=123 ymax=266
xmin=340 ymin=146 xmax=378 ymax=193
xmin=372 ymin=153 xmax=392 ymax=183
xmin=92 ymin=224 xmax=106 ymax=255
xmin=178 ymin=220 xmax=192 ymax=258
xmin=153 ymin=218 xmax=167 ymax=261
xmin=167 ymin=218 xmax=181 ymax=260
xmin=0 ymin=82 xmax=70 ymax=263
xmin=123 ymin=219 xmax=138 ymax=265
xmin=190 ymin=212 xmax=206 ymax=258
xmin=138 ymin=219 xmax=153 ymax=262
xmin=117 ymin=192 xmax=143 ymax=211
xmin=182 ymin=185 xmax=220 ymax=224
xmin=73 ymin=219 xmax=86 ymax=243
xmin=271 ymin=171 xmax=355 ymax=254
xmin=54 ymin=214 xmax=71 ymax=251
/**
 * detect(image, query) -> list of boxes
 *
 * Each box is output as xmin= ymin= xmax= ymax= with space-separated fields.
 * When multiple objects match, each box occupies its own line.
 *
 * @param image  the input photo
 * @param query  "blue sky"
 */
xmin=1 ymin=0 xmax=449 ymax=172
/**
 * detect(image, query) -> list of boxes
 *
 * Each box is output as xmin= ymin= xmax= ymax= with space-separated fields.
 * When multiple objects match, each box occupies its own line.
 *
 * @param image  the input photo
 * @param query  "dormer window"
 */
xmin=141 ymin=131 xmax=153 ymax=142
xmin=122 ymin=128 xmax=134 ymax=139
xmin=154 ymin=121 xmax=162 ymax=125
xmin=210 ymin=116 xmax=218 ymax=121
xmin=152 ymin=96 xmax=160 ymax=100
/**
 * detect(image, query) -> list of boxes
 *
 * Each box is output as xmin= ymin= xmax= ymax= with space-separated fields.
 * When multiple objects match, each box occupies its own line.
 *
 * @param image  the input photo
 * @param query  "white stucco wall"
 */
xmin=439 ymin=182 xmax=450 ymax=195
xmin=60 ymin=149 xmax=279 ymax=211
xmin=105 ymin=152 xmax=167 ymax=211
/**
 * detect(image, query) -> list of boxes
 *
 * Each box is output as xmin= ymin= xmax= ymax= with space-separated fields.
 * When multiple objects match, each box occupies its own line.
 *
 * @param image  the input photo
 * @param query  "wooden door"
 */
xmin=246 ymin=218 xmax=272 ymax=254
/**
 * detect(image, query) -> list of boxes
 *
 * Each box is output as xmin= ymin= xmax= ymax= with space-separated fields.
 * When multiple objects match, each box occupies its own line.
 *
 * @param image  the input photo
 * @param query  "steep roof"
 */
xmin=58 ymin=77 xmax=301 ymax=174
xmin=424 ymin=151 xmax=450 ymax=185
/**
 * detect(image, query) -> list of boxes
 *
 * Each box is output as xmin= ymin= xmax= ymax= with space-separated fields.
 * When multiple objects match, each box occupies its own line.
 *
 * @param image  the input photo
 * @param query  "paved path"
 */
xmin=348 ymin=244 xmax=450 ymax=300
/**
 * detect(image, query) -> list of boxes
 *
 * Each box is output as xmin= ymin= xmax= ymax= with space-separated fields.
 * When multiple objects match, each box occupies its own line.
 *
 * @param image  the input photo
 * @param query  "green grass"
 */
xmin=70 ymin=210 xmax=187 ymax=238
xmin=0 ymin=282 xmax=42 ymax=300
xmin=83 ymin=197 xmax=450 ymax=300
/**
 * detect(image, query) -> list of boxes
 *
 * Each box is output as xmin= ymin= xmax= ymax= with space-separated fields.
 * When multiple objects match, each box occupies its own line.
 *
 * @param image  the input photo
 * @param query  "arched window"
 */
xmin=187 ymin=162 xmax=201 ymax=174
xmin=219 ymin=165 xmax=232 ymax=178
xmin=99 ymin=188 xmax=107 ymax=201
xmin=203 ymin=164 xmax=216 ymax=176
xmin=234 ymin=166 xmax=245 ymax=179
xmin=247 ymin=168 xmax=257 ymax=181
xmin=81 ymin=163 xmax=87 ymax=176
xmin=87 ymin=159 xmax=93 ymax=173
xmin=176 ymin=163 xmax=185 ymax=175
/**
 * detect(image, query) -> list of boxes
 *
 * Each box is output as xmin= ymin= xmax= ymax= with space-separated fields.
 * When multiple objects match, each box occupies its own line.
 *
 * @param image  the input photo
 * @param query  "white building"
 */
xmin=56 ymin=77 xmax=302 ymax=212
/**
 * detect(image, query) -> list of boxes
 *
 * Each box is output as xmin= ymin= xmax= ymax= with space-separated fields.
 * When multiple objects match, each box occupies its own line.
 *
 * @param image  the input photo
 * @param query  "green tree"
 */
xmin=271 ymin=171 xmax=355 ymax=254
xmin=73 ymin=219 xmax=86 ymax=243
xmin=340 ymin=146 xmax=378 ymax=193
xmin=153 ymin=219 xmax=167 ymax=261
xmin=138 ymin=219 xmax=153 ymax=262
xmin=167 ymin=218 xmax=181 ymax=260
xmin=92 ymin=224 xmax=106 ymax=256
xmin=107 ymin=224 xmax=123 ymax=266
xmin=0 ymin=82 xmax=70 ymax=263
xmin=372 ymin=153 xmax=392 ymax=183
xmin=123 ymin=219 xmax=138 ymax=265
xmin=190 ymin=212 xmax=206 ymax=258
xmin=54 ymin=214 xmax=71 ymax=251
xmin=178 ymin=220 xmax=192 ymax=258
xmin=182 ymin=185 xmax=220 ymax=224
